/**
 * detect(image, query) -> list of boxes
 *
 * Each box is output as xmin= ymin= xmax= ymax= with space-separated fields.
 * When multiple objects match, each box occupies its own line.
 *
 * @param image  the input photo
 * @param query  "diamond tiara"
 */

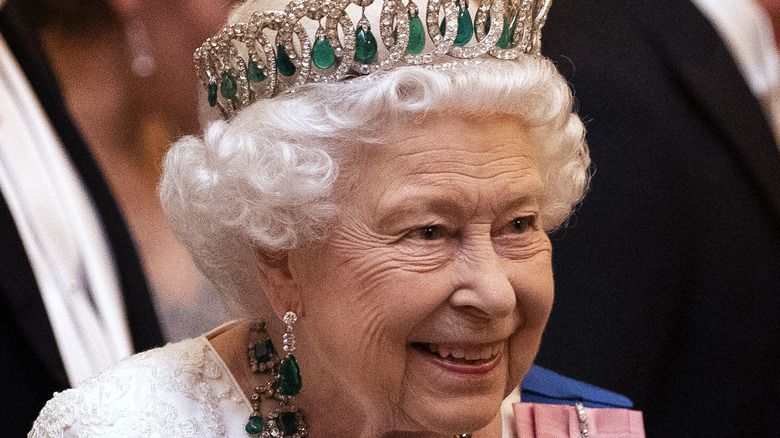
xmin=194 ymin=0 xmax=552 ymax=119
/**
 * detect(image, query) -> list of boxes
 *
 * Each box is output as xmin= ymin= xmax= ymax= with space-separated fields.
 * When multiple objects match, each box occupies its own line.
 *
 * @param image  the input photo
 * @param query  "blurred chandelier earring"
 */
xmin=122 ymin=17 xmax=156 ymax=78
xmin=244 ymin=312 xmax=307 ymax=437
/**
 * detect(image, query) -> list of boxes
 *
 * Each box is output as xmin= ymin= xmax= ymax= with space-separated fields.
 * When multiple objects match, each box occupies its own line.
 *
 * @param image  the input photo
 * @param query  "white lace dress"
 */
xmin=28 ymin=336 xmax=253 ymax=437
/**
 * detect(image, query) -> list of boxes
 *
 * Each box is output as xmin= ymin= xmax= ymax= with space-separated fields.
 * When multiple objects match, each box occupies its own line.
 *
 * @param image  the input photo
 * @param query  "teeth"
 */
xmin=465 ymin=347 xmax=490 ymax=360
xmin=425 ymin=343 xmax=501 ymax=361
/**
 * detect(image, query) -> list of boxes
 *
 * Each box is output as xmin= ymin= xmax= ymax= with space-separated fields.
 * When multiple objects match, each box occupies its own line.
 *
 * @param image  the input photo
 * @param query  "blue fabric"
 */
xmin=520 ymin=365 xmax=634 ymax=409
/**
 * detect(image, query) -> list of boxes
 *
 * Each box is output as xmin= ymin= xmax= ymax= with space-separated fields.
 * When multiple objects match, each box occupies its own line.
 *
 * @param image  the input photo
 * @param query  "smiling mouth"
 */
xmin=411 ymin=342 xmax=502 ymax=366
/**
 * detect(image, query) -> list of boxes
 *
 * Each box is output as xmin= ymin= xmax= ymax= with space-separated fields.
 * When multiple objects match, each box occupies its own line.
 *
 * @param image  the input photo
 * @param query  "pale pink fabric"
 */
xmin=513 ymin=402 xmax=645 ymax=438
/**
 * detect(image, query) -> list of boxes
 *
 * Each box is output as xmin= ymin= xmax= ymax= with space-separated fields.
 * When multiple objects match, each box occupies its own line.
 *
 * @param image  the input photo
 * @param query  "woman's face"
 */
xmin=287 ymin=113 xmax=554 ymax=435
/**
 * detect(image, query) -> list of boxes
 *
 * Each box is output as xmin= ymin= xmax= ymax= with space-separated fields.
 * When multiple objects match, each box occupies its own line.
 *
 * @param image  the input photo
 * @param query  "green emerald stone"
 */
xmin=276 ymin=44 xmax=296 ymax=77
xmin=245 ymin=416 xmax=264 ymax=435
xmin=207 ymin=82 xmax=218 ymax=107
xmin=312 ymin=37 xmax=336 ymax=69
xmin=455 ymin=5 xmax=474 ymax=46
xmin=278 ymin=412 xmax=299 ymax=436
xmin=440 ymin=3 xmax=474 ymax=47
xmin=220 ymin=72 xmax=237 ymax=100
xmin=496 ymin=16 xmax=511 ymax=49
xmin=406 ymin=15 xmax=425 ymax=54
xmin=252 ymin=339 xmax=276 ymax=363
xmin=247 ymin=60 xmax=266 ymax=82
xmin=278 ymin=355 xmax=302 ymax=396
xmin=355 ymin=25 xmax=377 ymax=64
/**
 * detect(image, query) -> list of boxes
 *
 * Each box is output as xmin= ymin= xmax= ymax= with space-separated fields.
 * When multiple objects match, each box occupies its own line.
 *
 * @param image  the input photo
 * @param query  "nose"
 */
xmin=448 ymin=237 xmax=516 ymax=319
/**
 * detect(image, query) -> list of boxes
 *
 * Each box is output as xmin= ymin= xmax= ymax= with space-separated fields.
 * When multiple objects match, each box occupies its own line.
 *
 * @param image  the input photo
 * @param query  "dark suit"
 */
xmin=0 ymin=2 xmax=164 ymax=435
xmin=536 ymin=0 xmax=780 ymax=436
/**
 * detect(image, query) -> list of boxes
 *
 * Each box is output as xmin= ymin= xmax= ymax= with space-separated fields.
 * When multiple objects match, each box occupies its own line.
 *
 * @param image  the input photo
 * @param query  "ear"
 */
xmin=256 ymin=249 xmax=305 ymax=321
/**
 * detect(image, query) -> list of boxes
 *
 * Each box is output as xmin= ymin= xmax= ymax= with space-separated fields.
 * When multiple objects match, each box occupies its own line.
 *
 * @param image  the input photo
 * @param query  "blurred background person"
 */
xmin=537 ymin=0 xmax=780 ymax=436
xmin=3 ymin=0 xmax=244 ymax=433
xmin=18 ymin=0 xmax=239 ymax=341
xmin=0 ymin=0 xmax=163 ymax=435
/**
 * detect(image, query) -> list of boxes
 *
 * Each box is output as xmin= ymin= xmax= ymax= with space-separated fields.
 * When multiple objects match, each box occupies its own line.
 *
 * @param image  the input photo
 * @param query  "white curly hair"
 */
xmin=159 ymin=56 xmax=589 ymax=318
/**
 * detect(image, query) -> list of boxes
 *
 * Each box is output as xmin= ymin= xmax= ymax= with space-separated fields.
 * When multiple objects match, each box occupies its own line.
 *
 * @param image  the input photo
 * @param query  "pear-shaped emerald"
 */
xmin=220 ymin=72 xmax=237 ymax=100
xmin=245 ymin=416 xmax=264 ymax=435
xmin=494 ymin=15 xmax=518 ymax=49
xmin=278 ymin=355 xmax=302 ymax=396
xmin=407 ymin=15 xmax=425 ymax=54
xmin=496 ymin=16 xmax=511 ymax=49
xmin=440 ymin=3 xmax=473 ymax=47
xmin=455 ymin=4 xmax=474 ymax=46
xmin=207 ymin=82 xmax=218 ymax=107
xmin=247 ymin=60 xmax=266 ymax=82
xmin=276 ymin=44 xmax=296 ymax=77
xmin=355 ymin=24 xmax=377 ymax=64
xmin=312 ymin=37 xmax=336 ymax=69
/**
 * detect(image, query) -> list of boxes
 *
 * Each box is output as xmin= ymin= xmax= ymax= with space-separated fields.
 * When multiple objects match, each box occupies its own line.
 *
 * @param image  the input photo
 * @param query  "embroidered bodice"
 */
xmin=28 ymin=337 xmax=252 ymax=437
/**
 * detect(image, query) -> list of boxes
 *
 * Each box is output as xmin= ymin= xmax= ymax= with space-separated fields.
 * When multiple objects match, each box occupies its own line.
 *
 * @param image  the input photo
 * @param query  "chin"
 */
xmin=404 ymin=392 xmax=504 ymax=435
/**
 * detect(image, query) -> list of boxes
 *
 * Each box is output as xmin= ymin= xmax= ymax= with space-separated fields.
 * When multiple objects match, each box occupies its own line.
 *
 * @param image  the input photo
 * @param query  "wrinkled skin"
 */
xmin=277 ymin=113 xmax=555 ymax=437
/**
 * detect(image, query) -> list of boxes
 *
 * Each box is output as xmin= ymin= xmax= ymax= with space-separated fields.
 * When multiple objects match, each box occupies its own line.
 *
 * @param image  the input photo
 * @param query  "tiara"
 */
xmin=194 ymin=0 xmax=552 ymax=119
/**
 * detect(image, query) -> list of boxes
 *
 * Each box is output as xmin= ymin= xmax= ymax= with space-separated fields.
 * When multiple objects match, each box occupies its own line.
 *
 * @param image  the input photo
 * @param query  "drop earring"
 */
xmin=265 ymin=311 xmax=306 ymax=437
xmin=278 ymin=311 xmax=302 ymax=396
xmin=122 ymin=18 xmax=156 ymax=77
xmin=244 ymin=315 xmax=307 ymax=437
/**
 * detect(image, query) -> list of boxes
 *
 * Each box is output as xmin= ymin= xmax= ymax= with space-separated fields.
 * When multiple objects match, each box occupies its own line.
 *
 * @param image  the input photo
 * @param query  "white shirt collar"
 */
xmin=691 ymin=0 xmax=780 ymax=95
xmin=0 ymin=33 xmax=134 ymax=385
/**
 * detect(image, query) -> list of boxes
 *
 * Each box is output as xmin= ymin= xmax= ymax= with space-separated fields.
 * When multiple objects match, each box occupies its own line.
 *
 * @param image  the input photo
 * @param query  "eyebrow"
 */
xmin=495 ymin=186 xmax=545 ymax=211
xmin=374 ymin=184 xmax=544 ymax=232
xmin=375 ymin=195 xmax=468 ymax=231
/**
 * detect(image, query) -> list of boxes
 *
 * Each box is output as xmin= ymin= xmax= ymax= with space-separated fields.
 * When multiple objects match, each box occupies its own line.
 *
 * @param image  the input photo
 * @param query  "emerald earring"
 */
xmin=244 ymin=316 xmax=307 ymax=437
xmin=278 ymin=311 xmax=302 ymax=396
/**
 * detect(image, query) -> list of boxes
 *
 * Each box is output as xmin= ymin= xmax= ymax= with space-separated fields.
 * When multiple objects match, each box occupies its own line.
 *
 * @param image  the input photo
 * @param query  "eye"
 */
xmin=498 ymin=216 xmax=537 ymax=235
xmin=407 ymin=225 xmax=448 ymax=241
xmin=492 ymin=215 xmax=547 ymax=260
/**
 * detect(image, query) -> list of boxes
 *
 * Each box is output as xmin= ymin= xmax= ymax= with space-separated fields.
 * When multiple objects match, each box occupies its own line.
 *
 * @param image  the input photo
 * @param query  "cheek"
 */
xmin=523 ymin=261 xmax=554 ymax=326
xmin=302 ymin=224 xmax=454 ymax=325
xmin=295 ymin=242 xmax=447 ymax=382
xmin=506 ymin=249 xmax=554 ymax=321
xmin=505 ymin=252 xmax=554 ymax=380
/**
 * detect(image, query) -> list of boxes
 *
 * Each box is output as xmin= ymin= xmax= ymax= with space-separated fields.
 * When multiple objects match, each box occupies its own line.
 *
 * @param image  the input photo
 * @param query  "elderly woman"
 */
xmin=27 ymin=0 xmax=637 ymax=437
